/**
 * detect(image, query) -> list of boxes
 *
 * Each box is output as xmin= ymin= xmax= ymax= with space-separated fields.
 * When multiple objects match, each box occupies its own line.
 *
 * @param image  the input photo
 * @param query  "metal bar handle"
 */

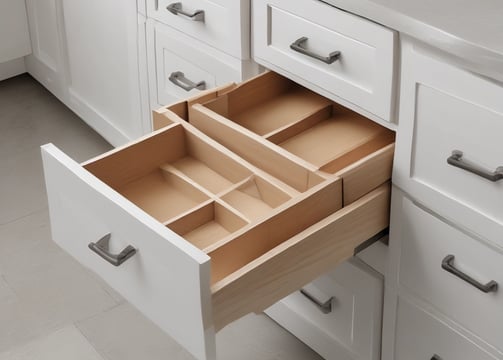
xmin=431 ymin=355 xmax=442 ymax=360
xmin=169 ymin=71 xmax=206 ymax=92
xmin=89 ymin=233 xmax=136 ymax=267
xmin=441 ymin=255 xmax=498 ymax=293
xmin=447 ymin=150 xmax=503 ymax=182
xmin=167 ymin=2 xmax=204 ymax=21
xmin=300 ymin=289 xmax=334 ymax=314
xmin=290 ymin=37 xmax=341 ymax=64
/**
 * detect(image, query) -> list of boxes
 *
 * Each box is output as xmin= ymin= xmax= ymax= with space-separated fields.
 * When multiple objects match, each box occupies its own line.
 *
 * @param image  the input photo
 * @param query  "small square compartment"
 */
xmin=166 ymin=201 xmax=249 ymax=250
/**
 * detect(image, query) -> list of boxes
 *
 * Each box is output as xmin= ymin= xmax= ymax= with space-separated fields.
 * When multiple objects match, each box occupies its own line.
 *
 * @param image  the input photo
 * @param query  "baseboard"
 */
xmin=0 ymin=57 xmax=26 ymax=81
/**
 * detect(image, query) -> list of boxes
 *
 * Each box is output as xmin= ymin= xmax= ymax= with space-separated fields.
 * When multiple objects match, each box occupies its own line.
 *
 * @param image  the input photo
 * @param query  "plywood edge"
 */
xmin=335 ymin=143 xmax=395 ymax=205
xmin=210 ymin=183 xmax=391 ymax=330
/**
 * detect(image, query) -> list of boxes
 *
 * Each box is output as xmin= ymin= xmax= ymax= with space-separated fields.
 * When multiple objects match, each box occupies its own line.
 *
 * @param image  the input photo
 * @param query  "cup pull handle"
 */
xmin=167 ymin=2 xmax=205 ymax=21
xmin=290 ymin=37 xmax=341 ymax=64
xmin=169 ymin=71 xmax=206 ymax=92
xmin=300 ymin=289 xmax=334 ymax=314
xmin=89 ymin=233 xmax=136 ymax=267
xmin=441 ymin=255 xmax=498 ymax=293
xmin=447 ymin=150 xmax=503 ymax=182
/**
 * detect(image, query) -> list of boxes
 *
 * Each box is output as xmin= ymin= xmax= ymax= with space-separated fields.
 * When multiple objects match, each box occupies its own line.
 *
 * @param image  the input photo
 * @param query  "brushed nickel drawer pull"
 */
xmin=89 ymin=233 xmax=136 ymax=267
xmin=169 ymin=71 xmax=206 ymax=92
xmin=447 ymin=150 xmax=503 ymax=182
xmin=290 ymin=37 xmax=341 ymax=64
xmin=441 ymin=255 xmax=498 ymax=293
xmin=167 ymin=2 xmax=205 ymax=22
xmin=431 ymin=355 xmax=442 ymax=360
xmin=300 ymin=289 xmax=334 ymax=314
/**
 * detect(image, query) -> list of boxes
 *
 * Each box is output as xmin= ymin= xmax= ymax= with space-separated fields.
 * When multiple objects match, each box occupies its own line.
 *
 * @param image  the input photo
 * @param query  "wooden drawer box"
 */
xmin=395 ymin=298 xmax=498 ymax=360
xmin=398 ymin=196 xmax=503 ymax=352
xmin=42 ymin=72 xmax=393 ymax=360
xmin=252 ymin=0 xmax=396 ymax=122
xmin=146 ymin=0 xmax=249 ymax=59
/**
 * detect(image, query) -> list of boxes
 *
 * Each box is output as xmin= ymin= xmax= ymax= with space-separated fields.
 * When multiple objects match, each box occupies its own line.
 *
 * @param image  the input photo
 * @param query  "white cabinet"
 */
xmin=24 ymin=0 xmax=148 ymax=146
xmin=25 ymin=0 xmax=66 ymax=98
xmin=61 ymin=0 xmax=147 ymax=145
xmin=0 ymin=0 xmax=31 ymax=63
xmin=265 ymin=258 xmax=383 ymax=360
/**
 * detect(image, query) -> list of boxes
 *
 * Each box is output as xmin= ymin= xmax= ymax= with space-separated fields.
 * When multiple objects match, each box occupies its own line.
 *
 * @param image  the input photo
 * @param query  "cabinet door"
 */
xmin=62 ymin=0 xmax=146 ymax=146
xmin=0 ymin=0 xmax=31 ymax=63
xmin=25 ymin=0 xmax=66 ymax=97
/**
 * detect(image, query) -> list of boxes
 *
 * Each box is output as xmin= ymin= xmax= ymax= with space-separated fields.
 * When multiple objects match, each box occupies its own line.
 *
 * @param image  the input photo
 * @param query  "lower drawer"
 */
xmin=399 ymin=196 xmax=503 ymax=352
xmin=395 ymin=298 xmax=498 ymax=360
xmin=42 ymin=72 xmax=392 ymax=360
xmin=265 ymin=259 xmax=383 ymax=360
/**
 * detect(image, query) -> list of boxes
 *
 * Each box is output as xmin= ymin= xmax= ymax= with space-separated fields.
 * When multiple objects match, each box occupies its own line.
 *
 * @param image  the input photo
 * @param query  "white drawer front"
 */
xmin=266 ymin=260 xmax=383 ymax=360
xmin=147 ymin=0 xmax=248 ymax=59
xmin=399 ymin=196 xmax=503 ymax=351
xmin=152 ymin=22 xmax=240 ymax=106
xmin=395 ymin=298 xmax=498 ymax=360
xmin=253 ymin=0 xmax=395 ymax=121
xmin=41 ymin=144 xmax=216 ymax=360
xmin=394 ymin=40 xmax=503 ymax=244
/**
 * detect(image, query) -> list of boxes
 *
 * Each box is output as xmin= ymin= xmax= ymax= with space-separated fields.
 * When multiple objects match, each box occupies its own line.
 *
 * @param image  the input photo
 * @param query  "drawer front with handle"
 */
xmin=395 ymin=298 xmax=498 ymax=360
xmin=252 ymin=0 xmax=396 ymax=122
xmin=398 ymin=196 xmax=503 ymax=352
xmin=394 ymin=40 xmax=503 ymax=245
xmin=149 ymin=21 xmax=242 ymax=106
xmin=42 ymin=72 xmax=393 ymax=360
xmin=266 ymin=259 xmax=383 ymax=360
xmin=147 ymin=0 xmax=248 ymax=59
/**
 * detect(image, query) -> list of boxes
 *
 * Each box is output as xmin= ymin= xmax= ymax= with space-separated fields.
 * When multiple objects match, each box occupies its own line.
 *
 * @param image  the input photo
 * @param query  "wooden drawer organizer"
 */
xmin=155 ymin=72 xmax=395 ymax=204
xmin=43 ymin=71 xmax=394 ymax=360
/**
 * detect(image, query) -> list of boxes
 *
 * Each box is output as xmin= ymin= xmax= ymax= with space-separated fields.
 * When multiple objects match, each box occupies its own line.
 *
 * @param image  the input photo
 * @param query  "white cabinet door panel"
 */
xmin=0 ymin=0 xmax=31 ymax=63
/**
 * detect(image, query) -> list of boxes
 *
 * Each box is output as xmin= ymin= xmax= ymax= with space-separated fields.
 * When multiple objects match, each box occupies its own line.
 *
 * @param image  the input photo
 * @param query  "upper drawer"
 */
xmin=399 ymin=196 xmax=503 ymax=352
xmin=42 ymin=72 xmax=393 ymax=360
xmin=252 ymin=0 xmax=396 ymax=122
xmin=146 ymin=0 xmax=249 ymax=59
xmin=394 ymin=40 xmax=503 ymax=245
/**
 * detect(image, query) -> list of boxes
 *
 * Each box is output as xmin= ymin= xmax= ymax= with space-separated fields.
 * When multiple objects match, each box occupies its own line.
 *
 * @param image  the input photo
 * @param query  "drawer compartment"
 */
xmin=266 ymin=259 xmax=383 ymax=360
xmin=147 ymin=0 xmax=248 ymax=59
xmin=395 ymin=298 xmax=497 ymax=360
xmin=184 ymin=72 xmax=395 ymax=204
xmin=253 ymin=0 xmax=396 ymax=121
xmin=42 ymin=72 xmax=393 ymax=360
xmin=399 ymin=196 xmax=503 ymax=352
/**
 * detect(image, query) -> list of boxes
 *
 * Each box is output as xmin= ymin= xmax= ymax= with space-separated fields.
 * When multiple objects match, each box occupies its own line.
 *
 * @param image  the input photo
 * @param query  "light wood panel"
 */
xmin=211 ymin=183 xmax=390 ymax=330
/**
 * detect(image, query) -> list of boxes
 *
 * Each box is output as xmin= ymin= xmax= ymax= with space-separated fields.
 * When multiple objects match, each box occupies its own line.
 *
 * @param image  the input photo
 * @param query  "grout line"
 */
xmin=0 ymin=206 xmax=49 ymax=227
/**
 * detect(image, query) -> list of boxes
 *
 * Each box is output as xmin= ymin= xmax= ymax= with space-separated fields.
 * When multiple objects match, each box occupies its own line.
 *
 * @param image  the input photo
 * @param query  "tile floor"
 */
xmin=0 ymin=74 xmax=323 ymax=360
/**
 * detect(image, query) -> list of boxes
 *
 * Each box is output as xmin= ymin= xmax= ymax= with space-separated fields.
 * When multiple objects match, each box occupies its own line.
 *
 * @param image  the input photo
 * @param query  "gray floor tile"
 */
xmin=0 ymin=276 xmax=17 ymax=304
xmin=0 ymin=325 xmax=105 ymax=360
xmin=76 ymin=303 xmax=194 ymax=360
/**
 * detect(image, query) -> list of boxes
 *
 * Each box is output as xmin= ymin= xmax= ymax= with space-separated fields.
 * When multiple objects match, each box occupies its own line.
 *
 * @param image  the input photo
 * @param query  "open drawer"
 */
xmin=42 ymin=72 xmax=394 ymax=360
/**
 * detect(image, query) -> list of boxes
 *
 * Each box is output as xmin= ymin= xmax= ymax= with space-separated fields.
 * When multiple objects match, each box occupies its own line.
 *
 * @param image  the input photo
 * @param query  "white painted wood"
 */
xmin=394 ymin=38 xmax=503 ymax=247
xmin=146 ymin=0 xmax=250 ymax=59
xmin=266 ymin=259 xmax=383 ymax=360
xmin=148 ymin=20 xmax=247 ymax=107
xmin=61 ymin=0 xmax=146 ymax=146
xmin=41 ymin=143 xmax=216 ymax=360
xmin=397 ymin=195 xmax=503 ymax=353
xmin=355 ymin=238 xmax=388 ymax=275
xmin=0 ymin=58 xmax=26 ymax=81
xmin=24 ymin=0 xmax=67 ymax=99
xmin=394 ymin=297 xmax=499 ymax=360
xmin=252 ymin=0 xmax=396 ymax=122
xmin=0 ymin=0 xmax=31 ymax=63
